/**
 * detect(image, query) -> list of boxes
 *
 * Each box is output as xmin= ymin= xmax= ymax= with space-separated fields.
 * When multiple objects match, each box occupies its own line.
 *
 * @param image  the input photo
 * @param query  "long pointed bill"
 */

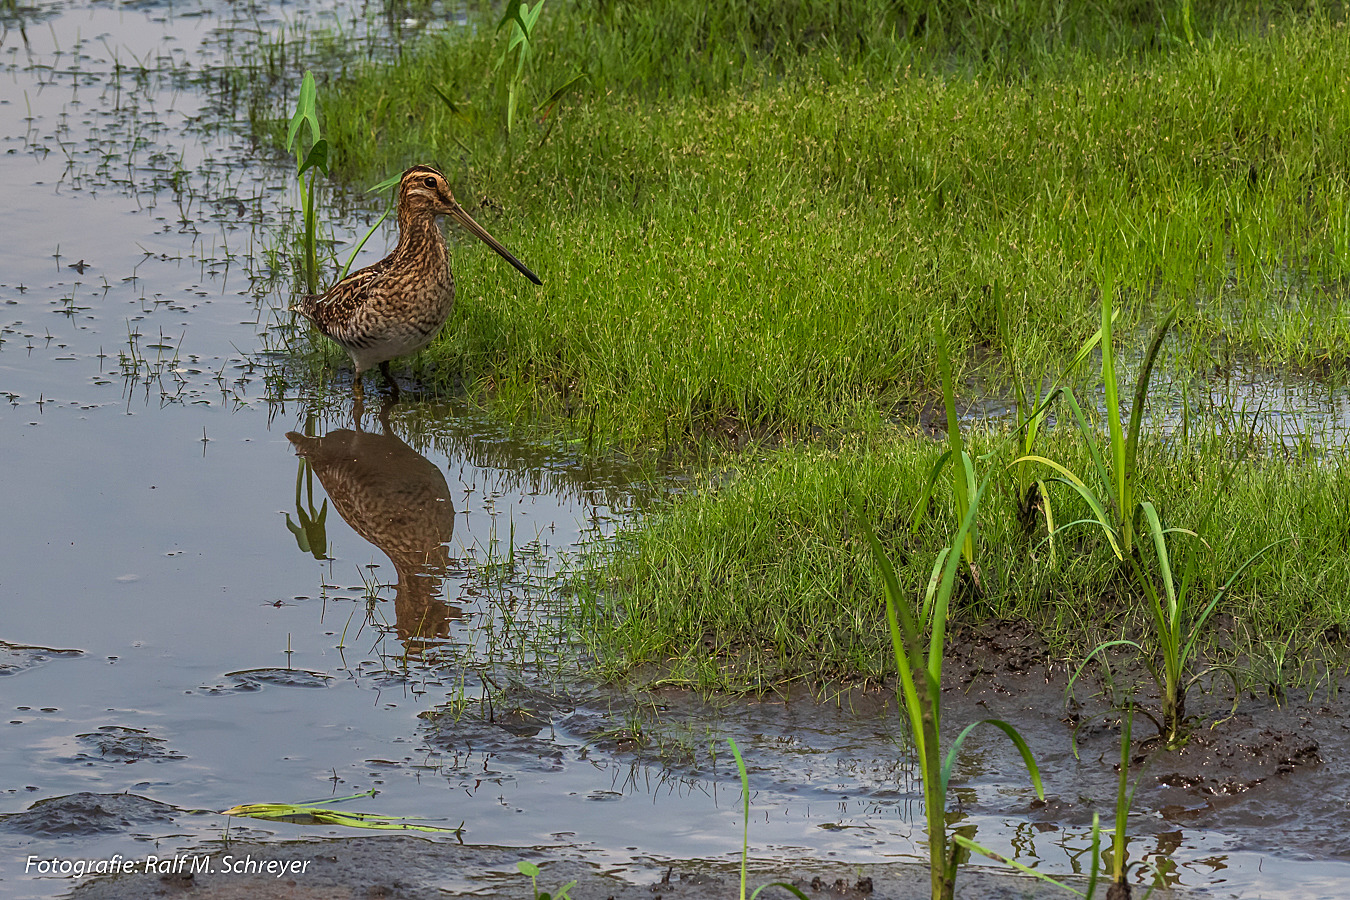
xmin=449 ymin=204 xmax=542 ymax=285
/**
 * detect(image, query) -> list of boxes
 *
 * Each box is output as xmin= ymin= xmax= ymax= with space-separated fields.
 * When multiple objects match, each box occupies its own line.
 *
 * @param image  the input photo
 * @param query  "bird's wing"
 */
xmin=293 ymin=259 xmax=391 ymax=328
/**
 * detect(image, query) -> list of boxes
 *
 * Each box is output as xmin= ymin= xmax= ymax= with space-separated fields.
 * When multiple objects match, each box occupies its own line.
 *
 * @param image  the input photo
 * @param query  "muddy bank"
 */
xmin=46 ymin=830 xmax=1139 ymax=900
xmin=940 ymin=620 xmax=1348 ymax=863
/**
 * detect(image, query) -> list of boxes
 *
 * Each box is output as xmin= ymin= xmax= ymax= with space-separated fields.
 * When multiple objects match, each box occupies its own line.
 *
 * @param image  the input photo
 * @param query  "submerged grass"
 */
xmin=250 ymin=2 xmax=1350 ymax=444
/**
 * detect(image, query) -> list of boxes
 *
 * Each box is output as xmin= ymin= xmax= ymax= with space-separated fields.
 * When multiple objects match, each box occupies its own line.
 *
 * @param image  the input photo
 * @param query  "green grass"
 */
xmin=575 ymin=431 xmax=1350 ymax=688
xmin=247 ymin=2 xmax=1350 ymax=444
xmin=242 ymin=2 xmax=1350 ymax=685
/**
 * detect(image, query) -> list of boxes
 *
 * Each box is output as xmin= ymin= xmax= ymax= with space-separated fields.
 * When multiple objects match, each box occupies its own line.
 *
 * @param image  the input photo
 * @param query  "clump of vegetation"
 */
xmin=577 ymin=432 xmax=1346 ymax=688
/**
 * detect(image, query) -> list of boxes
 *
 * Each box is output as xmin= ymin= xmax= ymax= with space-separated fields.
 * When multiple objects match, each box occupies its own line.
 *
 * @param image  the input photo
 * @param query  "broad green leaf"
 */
xmin=287 ymin=71 xmax=321 ymax=159
xmin=298 ymin=139 xmax=329 ymax=178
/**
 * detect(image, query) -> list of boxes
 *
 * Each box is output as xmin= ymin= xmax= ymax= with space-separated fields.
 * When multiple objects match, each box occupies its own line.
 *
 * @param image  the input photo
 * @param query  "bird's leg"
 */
xmin=379 ymin=361 xmax=401 ymax=402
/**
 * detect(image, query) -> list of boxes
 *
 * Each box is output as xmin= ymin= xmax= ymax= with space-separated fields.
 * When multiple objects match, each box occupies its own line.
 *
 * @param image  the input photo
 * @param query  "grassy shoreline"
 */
xmin=575 ymin=430 xmax=1350 ymax=688
xmin=251 ymin=2 xmax=1350 ymax=444
xmin=249 ymin=0 xmax=1350 ymax=686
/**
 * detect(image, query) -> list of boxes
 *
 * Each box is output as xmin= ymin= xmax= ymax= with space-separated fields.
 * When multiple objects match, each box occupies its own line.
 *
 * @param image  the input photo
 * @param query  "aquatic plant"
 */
xmin=954 ymin=713 xmax=1152 ymax=898
xmin=1017 ymin=285 xmax=1177 ymax=561
xmin=727 ymin=738 xmax=809 ymax=900
xmin=955 ymin=816 xmax=1104 ymax=898
xmin=862 ymin=474 xmax=1044 ymax=900
xmin=495 ymin=1 xmax=544 ymax=136
xmin=1101 ymin=709 xmax=1146 ymax=900
xmin=997 ymin=280 xmax=1111 ymax=562
xmin=335 ymin=171 xmax=403 ymax=281
xmin=1073 ymin=498 xmax=1285 ymax=748
xmin=516 ymin=861 xmax=576 ymax=900
xmin=285 ymin=70 xmax=329 ymax=296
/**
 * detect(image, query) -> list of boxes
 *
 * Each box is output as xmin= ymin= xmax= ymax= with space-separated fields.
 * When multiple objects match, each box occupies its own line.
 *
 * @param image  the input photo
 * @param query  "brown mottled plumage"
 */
xmin=294 ymin=164 xmax=540 ymax=390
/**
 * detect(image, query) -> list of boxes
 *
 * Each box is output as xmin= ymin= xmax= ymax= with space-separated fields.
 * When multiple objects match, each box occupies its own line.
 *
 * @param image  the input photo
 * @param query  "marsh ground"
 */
xmin=6 ymin=1 xmax=1350 ymax=898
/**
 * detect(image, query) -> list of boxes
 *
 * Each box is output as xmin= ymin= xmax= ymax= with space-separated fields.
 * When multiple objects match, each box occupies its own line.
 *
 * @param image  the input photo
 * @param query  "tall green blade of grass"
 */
xmin=1098 ymin=276 xmax=1129 ymax=554
xmin=1123 ymin=302 xmax=1181 ymax=518
xmin=863 ymin=463 xmax=1042 ymax=900
xmin=727 ymin=738 xmax=811 ymax=900
xmin=1109 ymin=707 xmax=1135 ymax=892
xmin=336 ymin=171 xmax=403 ymax=280
xmin=935 ymin=326 xmax=975 ymax=571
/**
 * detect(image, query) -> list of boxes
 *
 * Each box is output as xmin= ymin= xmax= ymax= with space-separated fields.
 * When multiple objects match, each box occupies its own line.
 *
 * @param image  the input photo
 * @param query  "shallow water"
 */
xmin=3 ymin=3 xmax=1350 ymax=899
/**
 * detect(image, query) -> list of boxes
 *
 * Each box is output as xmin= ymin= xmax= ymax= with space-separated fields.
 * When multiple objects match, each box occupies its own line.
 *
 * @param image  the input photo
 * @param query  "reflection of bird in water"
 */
xmin=287 ymin=412 xmax=458 ymax=651
xmin=292 ymin=164 xmax=541 ymax=399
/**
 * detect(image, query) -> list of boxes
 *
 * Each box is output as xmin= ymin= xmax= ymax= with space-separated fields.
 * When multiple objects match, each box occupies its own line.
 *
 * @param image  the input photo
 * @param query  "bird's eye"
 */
xmin=424 ymin=176 xmax=436 ymax=188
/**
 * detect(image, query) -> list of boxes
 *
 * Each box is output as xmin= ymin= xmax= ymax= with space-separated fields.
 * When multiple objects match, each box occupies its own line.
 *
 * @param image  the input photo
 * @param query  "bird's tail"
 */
xmin=291 ymin=294 xmax=321 ymax=320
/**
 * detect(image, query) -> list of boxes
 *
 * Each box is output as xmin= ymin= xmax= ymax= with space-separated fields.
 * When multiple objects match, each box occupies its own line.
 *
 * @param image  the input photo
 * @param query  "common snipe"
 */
xmin=294 ymin=164 xmax=540 ymax=393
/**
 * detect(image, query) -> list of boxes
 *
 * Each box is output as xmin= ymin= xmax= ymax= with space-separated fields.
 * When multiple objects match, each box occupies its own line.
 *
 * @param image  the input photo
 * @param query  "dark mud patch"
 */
xmin=70 ymin=727 xmax=187 ymax=765
xmin=939 ymin=619 xmax=1350 ymax=859
xmin=422 ymin=679 xmax=906 ymax=791
xmin=421 ymin=683 xmax=577 ymax=770
xmin=0 ymin=641 xmax=83 ymax=677
xmin=194 ymin=668 xmax=335 ymax=694
xmin=0 ymin=793 xmax=177 ymax=837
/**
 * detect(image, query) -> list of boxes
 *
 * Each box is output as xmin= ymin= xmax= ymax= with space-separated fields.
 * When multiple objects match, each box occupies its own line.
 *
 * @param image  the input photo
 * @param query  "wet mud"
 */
xmin=939 ymin=621 xmax=1350 ymax=864
xmin=11 ymin=619 xmax=1345 ymax=899
xmin=0 ymin=642 xmax=85 ymax=678
xmin=1 ymin=794 xmax=178 ymax=840
xmin=37 ymin=822 xmax=1132 ymax=900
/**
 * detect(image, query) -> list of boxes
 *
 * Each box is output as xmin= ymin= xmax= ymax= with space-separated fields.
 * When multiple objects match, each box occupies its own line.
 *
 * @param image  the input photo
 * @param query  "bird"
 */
xmin=293 ymin=164 xmax=541 ymax=396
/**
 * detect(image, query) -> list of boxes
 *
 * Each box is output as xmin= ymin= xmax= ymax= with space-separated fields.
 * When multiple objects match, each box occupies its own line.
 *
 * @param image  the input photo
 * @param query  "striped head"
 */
xmin=397 ymin=164 xmax=543 ymax=286
xmin=397 ymin=165 xmax=459 ymax=217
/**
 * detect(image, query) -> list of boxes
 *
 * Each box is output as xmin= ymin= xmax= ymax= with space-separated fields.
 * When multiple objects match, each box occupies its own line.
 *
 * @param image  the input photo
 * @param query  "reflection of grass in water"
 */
xmin=315 ymin=501 xmax=577 ymax=683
